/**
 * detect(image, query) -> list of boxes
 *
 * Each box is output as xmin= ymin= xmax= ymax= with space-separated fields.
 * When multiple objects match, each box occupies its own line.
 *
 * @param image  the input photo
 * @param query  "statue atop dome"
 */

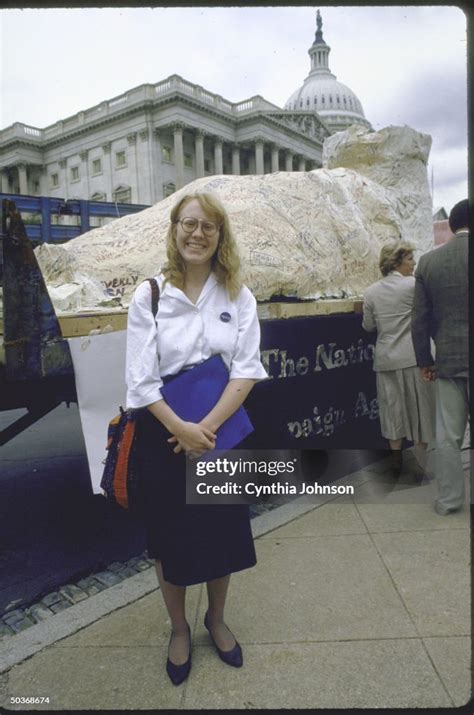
xmin=315 ymin=10 xmax=324 ymax=43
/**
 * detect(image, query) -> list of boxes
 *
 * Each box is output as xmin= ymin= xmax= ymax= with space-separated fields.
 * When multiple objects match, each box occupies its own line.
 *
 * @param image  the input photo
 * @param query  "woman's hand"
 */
xmin=167 ymin=422 xmax=216 ymax=456
xmin=420 ymin=366 xmax=436 ymax=382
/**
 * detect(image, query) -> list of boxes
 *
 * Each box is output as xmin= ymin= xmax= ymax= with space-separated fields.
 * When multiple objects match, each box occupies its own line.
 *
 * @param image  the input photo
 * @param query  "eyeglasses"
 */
xmin=175 ymin=217 xmax=220 ymax=237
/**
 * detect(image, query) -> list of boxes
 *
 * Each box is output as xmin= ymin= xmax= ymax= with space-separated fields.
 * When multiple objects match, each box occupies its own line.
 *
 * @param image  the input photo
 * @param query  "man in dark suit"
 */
xmin=411 ymin=199 xmax=469 ymax=515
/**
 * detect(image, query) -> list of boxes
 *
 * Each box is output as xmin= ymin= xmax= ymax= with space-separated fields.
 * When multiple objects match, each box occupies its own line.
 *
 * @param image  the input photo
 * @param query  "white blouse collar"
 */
xmin=159 ymin=270 xmax=217 ymax=305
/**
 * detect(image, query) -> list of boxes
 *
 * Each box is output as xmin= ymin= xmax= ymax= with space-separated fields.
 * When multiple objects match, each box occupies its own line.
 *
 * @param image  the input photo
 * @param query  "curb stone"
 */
xmin=0 ymin=555 xmax=153 ymax=640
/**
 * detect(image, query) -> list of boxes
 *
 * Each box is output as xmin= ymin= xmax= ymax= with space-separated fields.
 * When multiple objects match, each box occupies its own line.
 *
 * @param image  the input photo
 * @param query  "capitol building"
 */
xmin=0 ymin=11 xmax=372 ymax=205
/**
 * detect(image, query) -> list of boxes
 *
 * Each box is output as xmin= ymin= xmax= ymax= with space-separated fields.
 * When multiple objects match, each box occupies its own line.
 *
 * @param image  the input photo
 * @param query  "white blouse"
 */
xmin=125 ymin=272 xmax=268 ymax=409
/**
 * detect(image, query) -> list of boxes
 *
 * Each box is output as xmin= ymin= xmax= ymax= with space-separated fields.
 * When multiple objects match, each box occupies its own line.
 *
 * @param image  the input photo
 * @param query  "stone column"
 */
xmin=1 ymin=170 xmax=9 ymax=193
xmin=80 ymin=150 xmax=89 ymax=197
xmin=298 ymin=156 xmax=306 ymax=172
xmin=152 ymin=128 xmax=163 ymax=202
xmin=18 ymin=163 xmax=28 ymax=195
xmin=127 ymin=132 xmax=138 ymax=202
xmin=255 ymin=139 xmax=265 ymax=175
xmin=195 ymin=130 xmax=205 ymax=178
xmin=285 ymin=150 xmax=294 ymax=172
xmin=271 ymin=145 xmax=280 ymax=173
xmin=139 ymin=127 xmax=154 ymax=205
xmin=59 ymin=159 xmax=68 ymax=199
xmin=102 ymin=142 xmax=112 ymax=201
xmin=173 ymin=123 xmax=185 ymax=189
xmin=232 ymin=144 xmax=240 ymax=175
xmin=214 ymin=137 xmax=224 ymax=175
xmin=39 ymin=166 xmax=47 ymax=195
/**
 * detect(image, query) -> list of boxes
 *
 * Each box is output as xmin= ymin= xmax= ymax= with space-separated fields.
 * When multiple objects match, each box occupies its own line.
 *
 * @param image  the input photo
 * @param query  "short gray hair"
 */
xmin=379 ymin=241 xmax=415 ymax=276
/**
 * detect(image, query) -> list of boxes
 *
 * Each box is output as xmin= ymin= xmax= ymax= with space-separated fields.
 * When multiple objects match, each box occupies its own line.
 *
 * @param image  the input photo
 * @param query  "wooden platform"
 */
xmin=0 ymin=299 xmax=364 ymax=339
xmin=55 ymin=299 xmax=363 ymax=337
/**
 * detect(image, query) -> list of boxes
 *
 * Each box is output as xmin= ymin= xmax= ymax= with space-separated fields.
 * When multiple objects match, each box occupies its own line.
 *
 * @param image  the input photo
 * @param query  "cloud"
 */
xmin=383 ymin=69 xmax=468 ymax=151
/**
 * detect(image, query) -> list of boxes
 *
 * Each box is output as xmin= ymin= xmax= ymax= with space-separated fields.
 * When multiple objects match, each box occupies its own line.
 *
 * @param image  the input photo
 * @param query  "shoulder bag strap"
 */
xmin=146 ymin=277 xmax=160 ymax=318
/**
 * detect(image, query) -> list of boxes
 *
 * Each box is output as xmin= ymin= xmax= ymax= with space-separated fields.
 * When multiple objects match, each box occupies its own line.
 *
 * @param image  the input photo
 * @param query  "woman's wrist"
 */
xmin=200 ymin=417 xmax=219 ymax=434
xmin=147 ymin=401 xmax=186 ymax=435
xmin=166 ymin=415 xmax=187 ymax=436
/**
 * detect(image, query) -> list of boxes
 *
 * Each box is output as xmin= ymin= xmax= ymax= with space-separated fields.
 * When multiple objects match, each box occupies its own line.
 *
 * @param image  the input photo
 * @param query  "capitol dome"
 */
xmin=284 ymin=10 xmax=372 ymax=134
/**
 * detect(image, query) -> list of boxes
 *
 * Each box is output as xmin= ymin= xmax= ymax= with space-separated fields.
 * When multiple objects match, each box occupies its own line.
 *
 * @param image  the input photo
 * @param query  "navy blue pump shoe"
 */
xmin=166 ymin=625 xmax=192 ymax=685
xmin=204 ymin=612 xmax=243 ymax=668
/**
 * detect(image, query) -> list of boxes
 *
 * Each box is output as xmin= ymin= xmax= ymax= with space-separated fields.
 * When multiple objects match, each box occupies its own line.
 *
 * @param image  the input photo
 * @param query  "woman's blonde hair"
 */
xmin=161 ymin=192 xmax=242 ymax=300
xmin=379 ymin=240 xmax=415 ymax=276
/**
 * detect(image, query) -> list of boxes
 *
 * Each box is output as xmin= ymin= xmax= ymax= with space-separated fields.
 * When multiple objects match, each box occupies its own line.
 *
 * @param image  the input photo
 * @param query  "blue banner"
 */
xmin=245 ymin=311 xmax=385 ymax=449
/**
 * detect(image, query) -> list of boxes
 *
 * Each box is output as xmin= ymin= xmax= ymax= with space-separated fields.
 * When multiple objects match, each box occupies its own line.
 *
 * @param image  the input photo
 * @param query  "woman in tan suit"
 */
xmin=362 ymin=241 xmax=435 ymax=474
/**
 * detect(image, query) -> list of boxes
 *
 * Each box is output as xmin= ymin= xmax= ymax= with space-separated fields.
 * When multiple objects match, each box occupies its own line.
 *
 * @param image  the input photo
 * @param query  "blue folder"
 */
xmin=160 ymin=354 xmax=254 ymax=452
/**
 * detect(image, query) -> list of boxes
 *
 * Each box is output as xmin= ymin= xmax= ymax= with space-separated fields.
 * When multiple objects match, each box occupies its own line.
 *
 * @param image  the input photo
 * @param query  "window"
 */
xmin=321 ymin=96 xmax=325 ymax=104
xmin=306 ymin=98 xmax=310 ymax=107
xmin=115 ymin=150 xmax=127 ymax=168
xmin=314 ymin=97 xmax=317 ymax=105
xmin=51 ymin=173 xmax=59 ymax=187
xmin=299 ymin=99 xmax=303 ymax=108
xmin=112 ymin=186 xmax=132 ymax=204
xmin=204 ymin=158 xmax=211 ymax=173
xmin=91 ymin=192 xmax=106 ymax=202
xmin=113 ymin=185 xmax=131 ymax=203
xmin=336 ymin=95 xmax=340 ymax=104
xmin=71 ymin=166 xmax=79 ymax=181
xmin=92 ymin=158 xmax=102 ymax=174
xmin=163 ymin=182 xmax=176 ymax=197
xmin=184 ymin=152 xmax=193 ymax=168
xmin=162 ymin=146 xmax=173 ymax=163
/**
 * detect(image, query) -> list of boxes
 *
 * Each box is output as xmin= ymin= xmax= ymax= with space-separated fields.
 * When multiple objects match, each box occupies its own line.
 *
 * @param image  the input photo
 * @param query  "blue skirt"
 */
xmin=134 ymin=408 xmax=257 ymax=586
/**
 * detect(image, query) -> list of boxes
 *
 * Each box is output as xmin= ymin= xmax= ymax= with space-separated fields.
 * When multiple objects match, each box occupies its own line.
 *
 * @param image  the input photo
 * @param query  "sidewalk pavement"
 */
xmin=0 ymin=449 xmax=471 ymax=710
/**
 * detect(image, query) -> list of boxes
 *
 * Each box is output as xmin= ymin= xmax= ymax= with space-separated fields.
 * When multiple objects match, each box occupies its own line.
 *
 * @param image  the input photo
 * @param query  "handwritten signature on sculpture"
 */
xmin=102 ymin=274 xmax=140 ymax=297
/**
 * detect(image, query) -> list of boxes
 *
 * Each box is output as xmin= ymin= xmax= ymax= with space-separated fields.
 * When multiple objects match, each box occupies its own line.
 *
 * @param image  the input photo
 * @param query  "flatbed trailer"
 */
xmin=0 ymin=198 xmax=383 ymax=451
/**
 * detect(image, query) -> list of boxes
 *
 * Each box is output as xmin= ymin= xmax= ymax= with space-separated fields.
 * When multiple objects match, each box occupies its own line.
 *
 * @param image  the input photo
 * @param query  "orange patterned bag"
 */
xmin=101 ymin=407 xmax=139 ymax=509
xmin=100 ymin=278 xmax=159 ymax=510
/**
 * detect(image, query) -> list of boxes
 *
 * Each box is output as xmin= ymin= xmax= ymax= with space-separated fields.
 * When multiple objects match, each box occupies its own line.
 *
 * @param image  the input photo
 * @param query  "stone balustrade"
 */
xmin=0 ymin=75 xmax=283 ymax=148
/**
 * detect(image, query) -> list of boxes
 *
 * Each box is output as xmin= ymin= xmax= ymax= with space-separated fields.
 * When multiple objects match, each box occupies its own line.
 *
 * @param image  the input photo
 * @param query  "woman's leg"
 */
xmin=388 ymin=438 xmax=403 ymax=474
xmin=414 ymin=441 xmax=428 ymax=470
xmin=205 ymin=574 xmax=237 ymax=651
xmin=155 ymin=560 xmax=190 ymax=665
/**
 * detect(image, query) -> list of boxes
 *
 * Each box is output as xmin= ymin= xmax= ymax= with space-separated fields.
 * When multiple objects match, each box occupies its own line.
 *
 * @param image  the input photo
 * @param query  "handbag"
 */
xmin=100 ymin=277 xmax=160 ymax=509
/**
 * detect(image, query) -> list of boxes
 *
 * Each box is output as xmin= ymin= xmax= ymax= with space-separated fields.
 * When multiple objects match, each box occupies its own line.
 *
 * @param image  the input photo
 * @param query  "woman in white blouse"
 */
xmin=362 ymin=241 xmax=434 ymax=475
xmin=126 ymin=192 xmax=267 ymax=686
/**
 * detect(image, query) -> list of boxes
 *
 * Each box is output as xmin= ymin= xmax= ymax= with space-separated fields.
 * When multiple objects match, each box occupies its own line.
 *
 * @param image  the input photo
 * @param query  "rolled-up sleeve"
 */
xmin=229 ymin=286 xmax=268 ymax=381
xmin=126 ymin=281 xmax=164 ymax=408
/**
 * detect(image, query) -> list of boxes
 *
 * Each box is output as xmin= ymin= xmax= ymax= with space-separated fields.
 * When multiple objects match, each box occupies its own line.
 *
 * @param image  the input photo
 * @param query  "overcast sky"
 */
xmin=0 ymin=5 xmax=468 ymax=212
